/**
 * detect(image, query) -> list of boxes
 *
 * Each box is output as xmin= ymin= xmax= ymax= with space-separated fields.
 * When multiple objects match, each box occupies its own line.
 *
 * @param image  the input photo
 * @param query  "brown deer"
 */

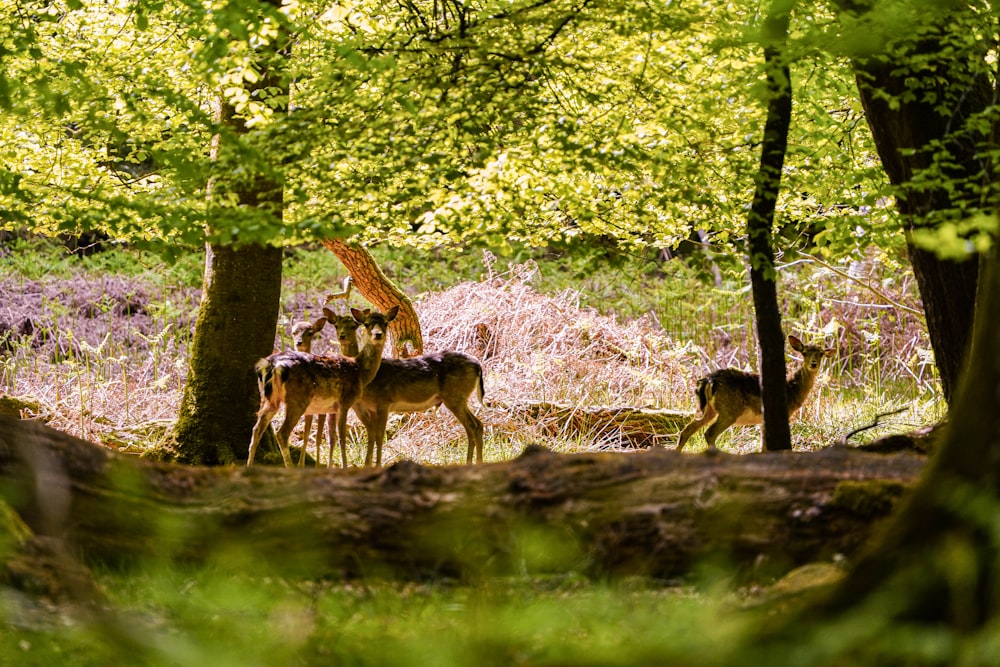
xmin=676 ymin=335 xmax=835 ymax=451
xmin=289 ymin=316 xmax=328 ymax=467
xmin=322 ymin=308 xmax=361 ymax=358
xmin=293 ymin=308 xmax=363 ymax=467
xmin=353 ymin=351 xmax=486 ymax=467
xmin=248 ymin=306 xmax=398 ymax=467
xmin=290 ymin=317 xmax=327 ymax=354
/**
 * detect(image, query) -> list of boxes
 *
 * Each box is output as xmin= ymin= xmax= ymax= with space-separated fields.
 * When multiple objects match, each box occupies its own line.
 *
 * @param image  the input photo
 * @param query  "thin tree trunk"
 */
xmin=747 ymin=0 xmax=794 ymax=451
xmin=322 ymin=238 xmax=423 ymax=357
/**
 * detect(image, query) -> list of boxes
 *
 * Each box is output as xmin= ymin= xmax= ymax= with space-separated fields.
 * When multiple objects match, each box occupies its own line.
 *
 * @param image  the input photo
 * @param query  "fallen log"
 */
xmin=0 ymin=416 xmax=926 ymax=580
xmin=499 ymin=400 xmax=691 ymax=448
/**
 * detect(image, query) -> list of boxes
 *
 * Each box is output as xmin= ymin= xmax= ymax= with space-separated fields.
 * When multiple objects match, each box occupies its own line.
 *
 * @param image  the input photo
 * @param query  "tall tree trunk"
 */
xmin=848 ymin=9 xmax=992 ymax=405
xmin=170 ymin=2 xmax=289 ymax=464
xmin=322 ymin=238 xmax=423 ymax=357
xmin=172 ymin=245 xmax=282 ymax=464
xmin=747 ymin=0 xmax=794 ymax=452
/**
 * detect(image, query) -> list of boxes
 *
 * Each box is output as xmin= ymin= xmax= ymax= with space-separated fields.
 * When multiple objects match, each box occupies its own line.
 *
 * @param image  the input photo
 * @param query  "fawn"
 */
xmin=248 ymin=306 xmax=398 ymax=467
xmin=676 ymin=335 xmax=835 ymax=451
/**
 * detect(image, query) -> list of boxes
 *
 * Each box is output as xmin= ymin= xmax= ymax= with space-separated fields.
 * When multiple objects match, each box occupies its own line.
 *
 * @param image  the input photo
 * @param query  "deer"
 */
xmin=676 ymin=335 xmax=835 ymax=451
xmin=290 ymin=316 xmax=327 ymax=354
xmin=323 ymin=308 xmax=361 ymax=358
xmin=289 ymin=316 xmax=328 ymax=467
xmin=290 ymin=309 xmax=364 ymax=467
xmin=351 ymin=351 xmax=486 ymax=467
xmin=248 ymin=306 xmax=399 ymax=468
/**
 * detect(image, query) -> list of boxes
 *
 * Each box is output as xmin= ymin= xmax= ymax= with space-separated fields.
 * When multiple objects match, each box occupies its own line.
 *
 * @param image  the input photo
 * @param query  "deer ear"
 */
xmin=787 ymin=335 xmax=804 ymax=351
xmin=350 ymin=307 xmax=364 ymax=322
xmin=322 ymin=307 xmax=336 ymax=320
xmin=386 ymin=305 xmax=400 ymax=321
xmin=313 ymin=317 xmax=327 ymax=331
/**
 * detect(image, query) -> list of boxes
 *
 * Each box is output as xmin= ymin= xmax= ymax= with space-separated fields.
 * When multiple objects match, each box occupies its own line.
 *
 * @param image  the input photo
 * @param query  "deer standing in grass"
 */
xmin=248 ymin=306 xmax=398 ymax=467
xmin=335 ymin=322 xmax=485 ymax=465
xmin=292 ymin=309 xmax=363 ymax=467
xmin=676 ymin=335 xmax=835 ymax=451
xmin=289 ymin=316 xmax=328 ymax=467
xmin=356 ymin=352 xmax=486 ymax=466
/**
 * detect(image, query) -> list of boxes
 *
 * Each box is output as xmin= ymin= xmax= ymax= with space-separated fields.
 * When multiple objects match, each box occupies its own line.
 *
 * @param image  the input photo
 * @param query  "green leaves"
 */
xmin=0 ymin=0 xmax=937 ymax=262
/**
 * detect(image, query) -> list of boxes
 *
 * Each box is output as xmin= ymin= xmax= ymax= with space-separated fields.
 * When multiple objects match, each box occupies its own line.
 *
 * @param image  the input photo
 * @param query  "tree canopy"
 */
xmin=2 ymin=0 xmax=904 ymax=262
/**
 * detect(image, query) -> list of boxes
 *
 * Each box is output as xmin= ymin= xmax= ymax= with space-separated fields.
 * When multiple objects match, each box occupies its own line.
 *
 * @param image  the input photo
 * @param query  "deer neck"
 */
xmin=786 ymin=365 xmax=819 ymax=412
xmin=356 ymin=339 xmax=385 ymax=386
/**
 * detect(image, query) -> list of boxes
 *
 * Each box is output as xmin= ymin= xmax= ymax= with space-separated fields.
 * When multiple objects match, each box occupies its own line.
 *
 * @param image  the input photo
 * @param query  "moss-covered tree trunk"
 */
xmin=170 ymin=2 xmax=288 ymax=464
xmin=172 ymin=244 xmax=283 ymax=464
xmin=746 ymin=0 xmax=793 ymax=452
xmin=0 ymin=415 xmax=926 ymax=581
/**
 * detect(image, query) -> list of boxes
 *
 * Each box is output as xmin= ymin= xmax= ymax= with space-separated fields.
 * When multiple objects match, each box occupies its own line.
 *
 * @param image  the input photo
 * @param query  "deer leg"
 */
xmin=325 ymin=412 xmax=337 ymax=468
xmin=364 ymin=408 xmax=390 ymax=467
xmin=336 ymin=407 xmax=351 ymax=468
xmin=677 ymin=404 xmax=716 ymax=451
xmin=274 ymin=412 xmax=303 ymax=468
xmin=298 ymin=415 xmax=314 ymax=467
xmin=448 ymin=402 xmax=484 ymax=464
xmin=312 ymin=415 xmax=326 ymax=467
xmin=703 ymin=412 xmax=738 ymax=450
xmin=248 ymin=405 xmax=278 ymax=466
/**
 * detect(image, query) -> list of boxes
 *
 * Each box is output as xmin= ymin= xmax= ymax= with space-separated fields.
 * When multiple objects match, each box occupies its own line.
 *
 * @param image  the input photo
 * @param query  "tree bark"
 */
xmin=169 ymin=3 xmax=289 ymax=464
xmin=848 ymin=7 xmax=992 ymax=405
xmin=746 ymin=0 xmax=794 ymax=451
xmin=170 ymin=245 xmax=283 ymax=464
xmin=0 ymin=416 xmax=926 ymax=581
xmin=322 ymin=239 xmax=423 ymax=357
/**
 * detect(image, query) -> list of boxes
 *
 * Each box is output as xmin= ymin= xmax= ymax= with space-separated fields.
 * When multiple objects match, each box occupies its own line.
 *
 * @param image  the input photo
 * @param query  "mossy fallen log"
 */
xmin=0 ymin=416 xmax=926 ymax=581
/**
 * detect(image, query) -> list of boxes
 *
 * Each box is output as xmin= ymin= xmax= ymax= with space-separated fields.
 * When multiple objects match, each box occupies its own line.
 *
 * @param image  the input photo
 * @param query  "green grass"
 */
xmin=4 ymin=568 xmax=733 ymax=667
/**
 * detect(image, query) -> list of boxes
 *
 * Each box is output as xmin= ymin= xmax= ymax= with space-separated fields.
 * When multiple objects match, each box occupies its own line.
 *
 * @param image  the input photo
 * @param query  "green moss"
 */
xmin=0 ymin=498 xmax=33 ymax=553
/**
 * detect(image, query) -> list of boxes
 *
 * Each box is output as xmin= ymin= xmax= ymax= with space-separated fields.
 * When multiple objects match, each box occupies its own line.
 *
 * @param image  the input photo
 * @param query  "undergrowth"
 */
xmin=0 ymin=238 xmax=941 ymax=461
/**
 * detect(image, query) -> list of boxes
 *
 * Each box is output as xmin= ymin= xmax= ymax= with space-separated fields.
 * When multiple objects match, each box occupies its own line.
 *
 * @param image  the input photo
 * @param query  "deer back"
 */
xmin=261 ymin=351 xmax=364 ymax=415
xmin=702 ymin=368 xmax=764 ymax=421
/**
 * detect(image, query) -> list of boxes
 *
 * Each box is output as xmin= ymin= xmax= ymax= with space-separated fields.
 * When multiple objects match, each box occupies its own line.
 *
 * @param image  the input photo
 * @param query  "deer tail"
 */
xmin=476 ymin=364 xmax=486 ymax=406
xmin=255 ymin=358 xmax=288 ymax=401
xmin=695 ymin=377 xmax=712 ymax=413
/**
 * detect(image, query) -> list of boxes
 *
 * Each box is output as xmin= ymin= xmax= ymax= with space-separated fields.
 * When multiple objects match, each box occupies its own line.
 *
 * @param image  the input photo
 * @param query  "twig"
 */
xmin=840 ymin=407 xmax=908 ymax=446
xmin=324 ymin=275 xmax=353 ymax=304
